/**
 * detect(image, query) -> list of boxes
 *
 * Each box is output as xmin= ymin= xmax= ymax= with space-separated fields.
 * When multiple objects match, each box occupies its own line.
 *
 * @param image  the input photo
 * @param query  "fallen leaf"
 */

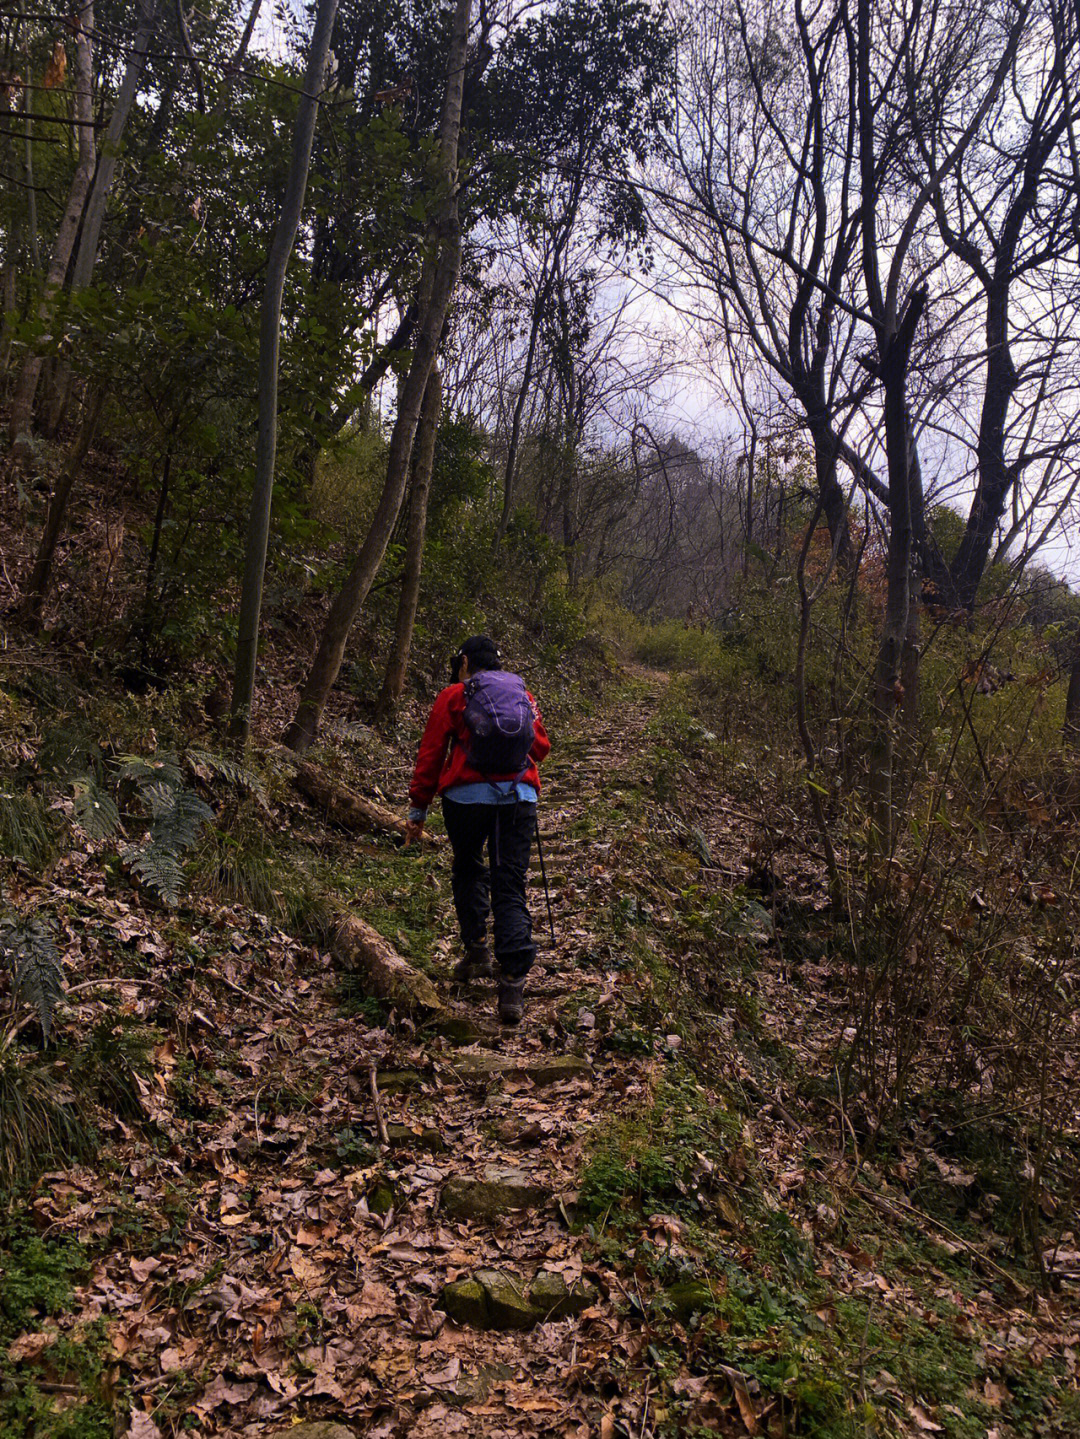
xmin=197 ymin=1376 xmax=259 ymax=1410
xmin=127 ymin=1412 xmax=162 ymax=1439
xmin=423 ymin=1355 xmax=460 ymax=1387
xmin=347 ymin=1278 xmax=397 ymax=1321
xmin=288 ymin=1247 xmax=322 ymax=1287
xmin=409 ymin=1294 xmax=445 ymax=1337
xmin=8 ymin=1331 xmax=54 ymax=1363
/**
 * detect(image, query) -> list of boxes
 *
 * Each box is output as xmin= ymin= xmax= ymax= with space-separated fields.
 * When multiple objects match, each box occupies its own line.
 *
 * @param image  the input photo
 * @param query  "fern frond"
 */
xmin=122 ymin=840 xmax=186 ymax=906
xmin=117 ymin=752 xmax=185 ymax=789
xmin=686 ymin=825 xmax=713 ymax=866
xmin=123 ymin=788 xmax=213 ymax=904
xmin=187 ymin=749 xmax=267 ymax=804
xmin=72 ymin=777 xmax=121 ymax=840
xmin=151 ymin=788 xmax=213 ymax=850
xmin=0 ymin=918 xmax=65 ymax=1043
xmin=142 ymin=780 xmax=178 ymax=820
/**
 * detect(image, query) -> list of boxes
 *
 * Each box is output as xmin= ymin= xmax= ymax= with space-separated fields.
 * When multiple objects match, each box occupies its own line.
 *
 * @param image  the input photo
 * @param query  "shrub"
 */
xmin=0 ymin=788 xmax=58 ymax=868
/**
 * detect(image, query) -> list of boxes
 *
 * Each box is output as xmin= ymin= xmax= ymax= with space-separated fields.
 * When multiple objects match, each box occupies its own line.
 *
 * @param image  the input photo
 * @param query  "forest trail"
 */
xmin=35 ymin=669 xmax=675 ymax=1438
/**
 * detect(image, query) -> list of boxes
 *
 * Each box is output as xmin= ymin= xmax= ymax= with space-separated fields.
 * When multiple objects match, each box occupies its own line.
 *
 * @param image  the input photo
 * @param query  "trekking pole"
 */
xmin=534 ymin=816 xmax=557 ymax=947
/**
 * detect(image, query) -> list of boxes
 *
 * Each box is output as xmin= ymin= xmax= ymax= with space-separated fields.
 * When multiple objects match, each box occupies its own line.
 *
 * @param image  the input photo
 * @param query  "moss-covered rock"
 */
xmin=440 ymin=1278 xmax=488 ymax=1327
xmin=660 ymin=1278 xmax=714 ymax=1320
xmin=432 ymin=1016 xmax=492 ymax=1047
xmin=528 ymin=1270 xmax=599 ymax=1319
xmin=367 ymin=1179 xmax=397 ymax=1216
xmin=474 ymin=1268 xmax=536 ymax=1330
xmin=453 ymin=1362 xmax=514 ymax=1404
xmin=448 ymin=1052 xmax=508 ymax=1083
xmin=447 ymin=1051 xmax=592 ymax=1087
xmin=440 ymin=1268 xmax=599 ymax=1330
xmin=442 ymin=1166 xmax=550 ymax=1220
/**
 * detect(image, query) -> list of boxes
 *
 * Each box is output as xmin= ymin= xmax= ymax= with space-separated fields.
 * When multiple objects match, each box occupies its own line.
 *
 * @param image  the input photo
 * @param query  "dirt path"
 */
xmin=37 ymin=672 xmax=668 ymax=1438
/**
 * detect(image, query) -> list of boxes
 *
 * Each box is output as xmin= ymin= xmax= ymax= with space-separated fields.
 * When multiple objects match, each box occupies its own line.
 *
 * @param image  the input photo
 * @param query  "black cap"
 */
xmin=459 ymin=635 xmax=502 ymax=672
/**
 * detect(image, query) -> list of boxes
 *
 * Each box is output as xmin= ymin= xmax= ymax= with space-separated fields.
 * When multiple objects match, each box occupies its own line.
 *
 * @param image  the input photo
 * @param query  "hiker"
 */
xmin=404 ymin=635 xmax=550 ymax=1025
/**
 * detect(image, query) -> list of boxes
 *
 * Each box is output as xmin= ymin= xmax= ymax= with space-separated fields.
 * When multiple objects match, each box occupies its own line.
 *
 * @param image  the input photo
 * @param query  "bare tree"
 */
xmin=657 ymin=0 xmax=866 ymax=565
xmin=923 ymin=0 xmax=1080 ymax=608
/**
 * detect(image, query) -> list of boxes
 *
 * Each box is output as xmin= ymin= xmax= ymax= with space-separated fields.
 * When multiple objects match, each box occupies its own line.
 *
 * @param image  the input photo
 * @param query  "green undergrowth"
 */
xmin=573 ymin=640 xmax=1078 ymax=1437
xmin=580 ymin=1063 xmax=745 ymax=1224
xmin=0 ymin=1225 xmax=115 ymax=1438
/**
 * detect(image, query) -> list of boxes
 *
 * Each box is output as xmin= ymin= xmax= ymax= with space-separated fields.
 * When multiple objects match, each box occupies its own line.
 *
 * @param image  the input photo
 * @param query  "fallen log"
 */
xmin=293 ymin=760 xmax=445 ymax=847
xmin=332 ymin=914 xmax=443 ymax=1014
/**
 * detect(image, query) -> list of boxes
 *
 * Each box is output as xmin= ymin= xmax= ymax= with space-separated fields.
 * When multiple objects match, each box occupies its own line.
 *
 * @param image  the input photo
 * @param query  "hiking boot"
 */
xmin=453 ymin=943 xmax=494 ymax=982
xmin=497 ymin=975 xmax=526 ymax=1026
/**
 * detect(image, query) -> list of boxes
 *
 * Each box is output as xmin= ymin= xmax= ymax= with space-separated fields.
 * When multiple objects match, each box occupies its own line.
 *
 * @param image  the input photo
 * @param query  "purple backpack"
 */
xmin=462 ymin=671 xmax=536 ymax=777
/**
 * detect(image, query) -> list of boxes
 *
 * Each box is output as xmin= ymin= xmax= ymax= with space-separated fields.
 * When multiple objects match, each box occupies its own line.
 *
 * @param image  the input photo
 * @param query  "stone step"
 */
xmin=269 ymin=1425 xmax=356 ymax=1439
xmin=442 ymin=1165 xmax=550 ymax=1220
xmin=441 ymin=1268 xmax=599 ymax=1330
xmin=386 ymin=1122 xmax=445 ymax=1154
xmin=376 ymin=1068 xmax=423 ymax=1093
xmin=428 ymin=1015 xmax=500 ymax=1048
xmin=446 ymin=1051 xmax=592 ymax=1088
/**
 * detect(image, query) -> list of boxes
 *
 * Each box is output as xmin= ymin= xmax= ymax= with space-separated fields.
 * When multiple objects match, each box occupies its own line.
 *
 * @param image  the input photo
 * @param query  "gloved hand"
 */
xmin=404 ymin=806 xmax=427 ymax=847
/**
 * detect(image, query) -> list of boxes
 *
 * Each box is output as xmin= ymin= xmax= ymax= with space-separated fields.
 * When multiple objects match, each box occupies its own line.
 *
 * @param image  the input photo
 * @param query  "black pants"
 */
xmin=441 ymin=798 xmax=536 ymax=978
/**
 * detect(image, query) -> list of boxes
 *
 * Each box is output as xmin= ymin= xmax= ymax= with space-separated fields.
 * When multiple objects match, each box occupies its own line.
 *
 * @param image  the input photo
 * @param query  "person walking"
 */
xmin=405 ymin=635 xmax=550 ymax=1025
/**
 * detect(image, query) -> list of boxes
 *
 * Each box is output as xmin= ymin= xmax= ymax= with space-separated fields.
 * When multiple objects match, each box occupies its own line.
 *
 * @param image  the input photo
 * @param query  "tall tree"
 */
xmin=229 ymin=0 xmax=340 ymax=741
xmin=374 ymin=364 xmax=443 ymax=719
xmin=283 ymin=0 xmax=472 ymax=753
xmin=8 ymin=1 xmax=94 ymax=452
xmin=46 ymin=0 xmax=160 ymax=433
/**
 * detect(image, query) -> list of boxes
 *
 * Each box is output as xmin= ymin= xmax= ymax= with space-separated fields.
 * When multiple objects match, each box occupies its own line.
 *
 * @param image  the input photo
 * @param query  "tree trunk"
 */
xmin=76 ymin=1 xmax=160 ymax=265
xmin=1064 ymin=631 xmax=1080 ymax=747
xmin=8 ymin=4 xmax=95 ymax=451
xmin=896 ymin=558 xmax=921 ymax=800
xmin=138 ymin=441 xmax=173 ymax=651
xmin=24 ymin=74 xmax=41 ymax=276
xmin=332 ymin=914 xmax=443 ymax=1013
xmin=559 ymin=419 xmax=579 ymax=593
xmin=375 ymin=365 xmax=442 ymax=720
xmin=494 ymin=271 xmax=549 ymax=549
xmin=44 ymin=0 xmax=159 ymax=434
xmin=18 ymin=384 xmax=105 ymax=625
xmin=897 ymin=431 xmax=926 ymax=792
xmin=228 ymin=0 xmax=339 ymax=742
xmin=809 ymin=424 xmax=854 ymax=574
xmin=293 ymin=759 xmax=445 ymax=845
xmin=743 ymin=435 xmax=755 ymax=577
xmin=283 ymin=0 xmax=471 ymax=754
xmin=867 ymin=293 xmax=926 ymax=862
xmin=0 ymin=79 xmax=18 ymax=379
xmin=219 ymin=0 xmax=263 ymax=109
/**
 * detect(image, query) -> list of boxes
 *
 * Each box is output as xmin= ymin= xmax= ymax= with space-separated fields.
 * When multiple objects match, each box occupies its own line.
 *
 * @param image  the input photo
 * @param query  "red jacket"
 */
xmin=409 ymin=681 xmax=550 ymax=811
